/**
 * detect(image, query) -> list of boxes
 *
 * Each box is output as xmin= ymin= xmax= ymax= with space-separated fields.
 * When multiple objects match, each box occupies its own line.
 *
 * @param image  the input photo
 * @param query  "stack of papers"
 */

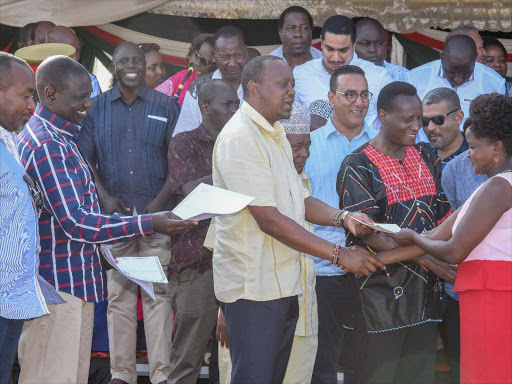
xmin=101 ymin=246 xmax=168 ymax=300
xmin=172 ymin=183 xmax=254 ymax=221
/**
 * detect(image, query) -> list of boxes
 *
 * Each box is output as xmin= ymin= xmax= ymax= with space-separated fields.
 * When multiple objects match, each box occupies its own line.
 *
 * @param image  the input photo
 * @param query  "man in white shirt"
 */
xmin=293 ymin=15 xmax=392 ymax=129
xmin=173 ymin=26 xmax=247 ymax=136
xmin=355 ymin=18 xmax=409 ymax=82
xmin=446 ymin=25 xmax=486 ymax=62
xmin=407 ymin=34 xmax=506 ymax=142
xmin=269 ymin=6 xmax=322 ymax=69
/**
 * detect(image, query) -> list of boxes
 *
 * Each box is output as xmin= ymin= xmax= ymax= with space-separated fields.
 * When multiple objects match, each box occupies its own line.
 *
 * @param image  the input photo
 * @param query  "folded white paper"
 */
xmin=172 ymin=183 xmax=254 ymax=221
xmin=349 ymin=216 xmax=402 ymax=234
xmin=101 ymin=246 xmax=169 ymax=300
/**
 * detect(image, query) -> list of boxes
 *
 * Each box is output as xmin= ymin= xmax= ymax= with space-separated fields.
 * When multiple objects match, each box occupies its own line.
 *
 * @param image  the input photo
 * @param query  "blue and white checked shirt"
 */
xmin=305 ymin=119 xmax=378 ymax=276
xmin=383 ymin=61 xmax=409 ymax=82
xmin=0 ymin=127 xmax=63 ymax=319
xmin=89 ymin=72 xmax=101 ymax=98
xmin=18 ymin=104 xmax=154 ymax=303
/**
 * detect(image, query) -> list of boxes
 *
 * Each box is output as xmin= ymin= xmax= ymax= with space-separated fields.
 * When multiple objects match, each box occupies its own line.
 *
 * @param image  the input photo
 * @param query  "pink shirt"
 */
xmin=453 ymin=172 xmax=512 ymax=291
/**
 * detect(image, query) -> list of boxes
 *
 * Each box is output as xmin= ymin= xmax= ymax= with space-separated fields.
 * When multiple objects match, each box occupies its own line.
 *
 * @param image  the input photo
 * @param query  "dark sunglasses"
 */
xmin=421 ymin=109 xmax=458 ymax=127
xmin=23 ymin=173 xmax=45 ymax=214
xmin=193 ymin=50 xmax=212 ymax=66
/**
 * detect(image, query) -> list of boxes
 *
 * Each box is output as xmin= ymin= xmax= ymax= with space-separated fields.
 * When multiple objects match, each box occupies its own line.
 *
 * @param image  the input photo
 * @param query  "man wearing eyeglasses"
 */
xmin=293 ymin=15 xmax=392 ymax=130
xmin=173 ymin=26 xmax=247 ymax=137
xmin=304 ymin=65 xmax=378 ymax=383
xmin=408 ymin=34 xmax=505 ymax=142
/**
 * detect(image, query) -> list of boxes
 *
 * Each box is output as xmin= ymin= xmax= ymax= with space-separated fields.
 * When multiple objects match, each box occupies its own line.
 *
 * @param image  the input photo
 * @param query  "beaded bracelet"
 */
xmin=331 ymin=243 xmax=341 ymax=265
xmin=333 ymin=210 xmax=349 ymax=227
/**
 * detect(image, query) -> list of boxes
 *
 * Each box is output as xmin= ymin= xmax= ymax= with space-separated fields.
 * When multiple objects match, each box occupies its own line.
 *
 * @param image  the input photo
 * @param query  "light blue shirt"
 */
xmin=0 ymin=129 xmax=61 ymax=320
xmin=293 ymin=53 xmax=393 ymax=130
xmin=407 ymin=60 xmax=506 ymax=142
xmin=305 ymin=119 xmax=378 ymax=276
xmin=89 ymin=72 xmax=101 ymax=98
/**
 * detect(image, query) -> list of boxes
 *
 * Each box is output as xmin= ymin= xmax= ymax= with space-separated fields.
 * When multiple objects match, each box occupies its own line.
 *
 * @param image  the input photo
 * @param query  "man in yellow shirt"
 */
xmin=212 ymin=55 xmax=385 ymax=382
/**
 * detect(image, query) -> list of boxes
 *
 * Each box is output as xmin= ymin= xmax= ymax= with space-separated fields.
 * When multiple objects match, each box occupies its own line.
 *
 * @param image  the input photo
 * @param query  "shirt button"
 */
xmin=128 ymin=129 xmax=132 ymax=132
xmin=128 ymin=149 xmax=132 ymax=153
xmin=128 ymin=108 xmax=132 ymax=112
xmin=130 ymin=171 xmax=134 ymax=175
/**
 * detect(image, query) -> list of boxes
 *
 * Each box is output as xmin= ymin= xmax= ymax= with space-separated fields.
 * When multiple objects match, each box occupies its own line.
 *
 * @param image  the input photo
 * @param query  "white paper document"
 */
xmin=172 ymin=183 xmax=254 ymax=221
xmin=100 ymin=246 xmax=168 ymax=300
xmin=349 ymin=216 xmax=402 ymax=234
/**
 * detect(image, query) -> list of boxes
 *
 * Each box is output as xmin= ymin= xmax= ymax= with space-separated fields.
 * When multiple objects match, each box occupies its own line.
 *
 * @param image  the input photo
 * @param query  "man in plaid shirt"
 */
xmin=16 ymin=55 xmax=195 ymax=384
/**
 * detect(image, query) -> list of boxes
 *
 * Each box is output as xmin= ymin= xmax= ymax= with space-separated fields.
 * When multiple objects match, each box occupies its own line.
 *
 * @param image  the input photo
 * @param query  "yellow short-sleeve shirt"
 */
xmin=212 ymin=103 xmax=305 ymax=303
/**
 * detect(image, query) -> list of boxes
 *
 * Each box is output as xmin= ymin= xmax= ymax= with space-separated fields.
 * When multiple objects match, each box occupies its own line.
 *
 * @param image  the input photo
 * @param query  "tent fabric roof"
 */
xmin=0 ymin=0 xmax=511 ymax=32
xmin=150 ymin=0 xmax=512 ymax=33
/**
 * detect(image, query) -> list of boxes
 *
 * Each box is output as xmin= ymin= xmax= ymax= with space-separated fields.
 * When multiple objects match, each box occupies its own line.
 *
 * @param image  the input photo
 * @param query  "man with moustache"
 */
xmin=407 ymin=35 xmax=505 ymax=142
xmin=269 ymin=6 xmax=322 ymax=69
xmin=212 ymin=55 xmax=385 ymax=382
xmin=355 ymin=18 xmax=409 ymax=82
xmin=173 ymin=26 xmax=248 ymax=136
xmin=0 ymin=52 xmax=62 ymax=383
xmin=166 ymin=80 xmax=239 ymax=384
xmin=337 ymin=82 xmax=454 ymax=384
xmin=79 ymin=42 xmax=181 ymax=384
xmin=46 ymin=25 xmax=101 ymax=97
xmin=293 ymin=15 xmax=392 ymax=129
xmin=17 ymin=55 xmax=195 ymax=384
xmin=305 ymin=65 xmax=379 ymax=383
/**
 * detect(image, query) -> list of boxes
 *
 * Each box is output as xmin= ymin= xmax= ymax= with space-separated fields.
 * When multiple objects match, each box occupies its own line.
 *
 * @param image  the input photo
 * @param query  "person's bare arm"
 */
xmin=304 ymin=196 xmax=375 ymax=237
xmin=180 ymin=175 xmax=213 ymax=197
xmin=389 ymin=178 xmax=511 ymax=264
xmin=248 ymin=205 xmax=385 ymax=276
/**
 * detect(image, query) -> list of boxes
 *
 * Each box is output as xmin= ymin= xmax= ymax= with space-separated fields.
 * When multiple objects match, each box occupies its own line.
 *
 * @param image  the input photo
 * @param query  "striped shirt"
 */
xmin=18 ymin=104 xmax=154 ymax=303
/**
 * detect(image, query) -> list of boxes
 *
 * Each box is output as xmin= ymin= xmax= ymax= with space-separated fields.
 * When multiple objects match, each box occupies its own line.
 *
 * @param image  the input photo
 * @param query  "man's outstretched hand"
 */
xmin=152 ymin=212 xmax=198 ymax=236
xmin=344 ymin=212 xmax=375 ymax=238
xmin=338 ymin=245 xmax=386 ymax=277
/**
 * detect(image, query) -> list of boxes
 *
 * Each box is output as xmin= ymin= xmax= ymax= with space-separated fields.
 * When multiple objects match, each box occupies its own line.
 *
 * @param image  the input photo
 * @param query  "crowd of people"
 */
xmin=1 ymin=7 xmax=511 ymax=384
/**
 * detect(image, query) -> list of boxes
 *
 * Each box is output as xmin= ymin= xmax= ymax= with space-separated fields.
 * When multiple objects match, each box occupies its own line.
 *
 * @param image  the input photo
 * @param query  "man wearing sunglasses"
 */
xmin=305 ymin=65 xmax=379 ymax=382
xmin=420 ymin=88 xmax=467 ymax=166
xmin=408 ymin=34 xmax=506 ymax=142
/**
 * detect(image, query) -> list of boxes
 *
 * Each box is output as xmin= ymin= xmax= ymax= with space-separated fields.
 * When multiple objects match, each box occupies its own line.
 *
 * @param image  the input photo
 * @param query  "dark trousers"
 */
xmin=222 ymin=296 xmax=299 ymax=384
xmin=312 ymin=275 xmax=358 ymax=384
xmin=440 ymin=294 xmax=460 ymax=384
xmin=360 ymin=322 xmax=438 ymax=384
xmin=0 ymin=316 xmax=24 ymax=384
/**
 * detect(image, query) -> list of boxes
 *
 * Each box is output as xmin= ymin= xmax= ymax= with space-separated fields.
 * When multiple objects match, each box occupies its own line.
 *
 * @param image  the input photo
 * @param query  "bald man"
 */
xmin=407 ymin=34 xmax=506 ymax=142
xmin=355 ymin=18 xmax=408 ymax=82
xmin=446 ymin=25 xmax=485 ymax=62
xmin=167 ymin=79 xmax=239 ymax=384
xmin=31 ymin=20 xmax=55 ymax=45
xmin=46 ymin=26 xmax=101 ymax=97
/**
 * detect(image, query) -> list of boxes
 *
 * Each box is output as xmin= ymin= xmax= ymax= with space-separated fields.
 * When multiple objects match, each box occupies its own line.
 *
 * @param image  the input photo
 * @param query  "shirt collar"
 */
xmin=437 ymin=61 xmax=475 ymax=87
xmin=319 ymin=118 xmax=374 ymax=141
xmin=196 ymin=124 xmax=215 ymax=142
xmin=34 ymin=103 xmax=81 ymax=138
xmin=241 ymin=102 xmax=285 ymax=140
xmin=108 ymin=82 xmax=151 ymax=102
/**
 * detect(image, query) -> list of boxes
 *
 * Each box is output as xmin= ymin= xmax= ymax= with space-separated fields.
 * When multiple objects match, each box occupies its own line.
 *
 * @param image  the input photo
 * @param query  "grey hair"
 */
xmin=422 ymin=87 xmax=461 ymax=111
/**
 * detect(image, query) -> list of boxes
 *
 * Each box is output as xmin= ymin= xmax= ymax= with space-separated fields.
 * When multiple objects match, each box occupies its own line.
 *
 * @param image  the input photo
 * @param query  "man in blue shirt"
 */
xmin=305 ymin=65 xmax=378 ymax=383
xmin=0 ymin=52 xmax=62 ymax=383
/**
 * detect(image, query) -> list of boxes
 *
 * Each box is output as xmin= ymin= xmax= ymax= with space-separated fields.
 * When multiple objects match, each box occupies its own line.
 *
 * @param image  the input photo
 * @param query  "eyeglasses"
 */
xmin=335 ymin=91 xmax=373 ymax=103
xmin=421 ymin=109 xmax=458 ymax=127
xmin=193 ymin=50 xmax=212 ymax=66
xmin=23 ymin=173 xmax=45 ymax=214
